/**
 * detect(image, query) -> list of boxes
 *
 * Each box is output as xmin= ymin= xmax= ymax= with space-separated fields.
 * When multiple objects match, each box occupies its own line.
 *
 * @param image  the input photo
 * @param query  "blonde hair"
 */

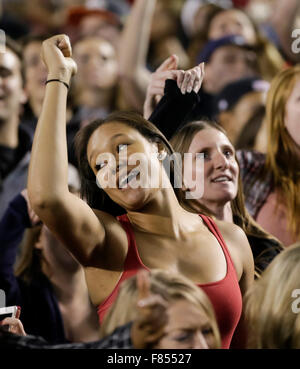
xmin=99 ymin=269 xmax=221 ymax=348
xmin=245 ymin=242 xmax=300 ymax=348
xmin=265 ymin=65 xmax=300 ymax=240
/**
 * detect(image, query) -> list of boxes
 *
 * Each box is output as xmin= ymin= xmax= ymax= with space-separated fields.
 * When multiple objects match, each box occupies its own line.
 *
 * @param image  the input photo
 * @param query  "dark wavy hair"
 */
xmin=74 ymin=111 xmax=178 ymax=216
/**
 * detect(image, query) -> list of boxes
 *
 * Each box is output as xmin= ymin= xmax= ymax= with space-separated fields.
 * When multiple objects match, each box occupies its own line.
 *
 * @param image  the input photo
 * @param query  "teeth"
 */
xmin=213 ymin=176 xmax=230 ymax=182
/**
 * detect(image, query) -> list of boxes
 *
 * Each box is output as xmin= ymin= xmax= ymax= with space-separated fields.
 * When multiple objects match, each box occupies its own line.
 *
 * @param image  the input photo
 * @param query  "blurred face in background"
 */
xmin=204 ymin=46 xmax=258 ymax=94
xmin=0 ymin=48 xmax=25 ymax=122
xmin=23 ymin=41 xmax=48 ymax=117
xmin=155 ymin=300 xmax=218 ymax=349
xmin=73 ymin=37 xmax=118 ymax=91
xmin=284 ymin=77 xmax=300 ymax=149
xmin=208 ymin=9 xmax=257 ymax=45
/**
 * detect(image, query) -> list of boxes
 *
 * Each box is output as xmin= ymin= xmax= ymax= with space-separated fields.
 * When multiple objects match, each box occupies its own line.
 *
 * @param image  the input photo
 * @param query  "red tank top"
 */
xmin=97 ymin=214 xmax=242 ymax=349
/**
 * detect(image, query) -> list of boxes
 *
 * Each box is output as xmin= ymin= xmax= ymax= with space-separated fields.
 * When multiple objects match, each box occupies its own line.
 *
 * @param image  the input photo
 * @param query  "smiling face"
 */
xmin=186 ymin=128 xmax=239 ymax=208
xmin=155 ymin=299 xmax=218 ymax=349
xmin=284 ymin=78 xmax=300 ymax=149
xmin=87 ymin=122 xmax=164 ymax=211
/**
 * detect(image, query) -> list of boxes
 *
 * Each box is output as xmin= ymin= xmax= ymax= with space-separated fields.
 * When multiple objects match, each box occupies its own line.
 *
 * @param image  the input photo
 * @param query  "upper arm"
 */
xmin=31 ymin=192 xmax=128 ymax=269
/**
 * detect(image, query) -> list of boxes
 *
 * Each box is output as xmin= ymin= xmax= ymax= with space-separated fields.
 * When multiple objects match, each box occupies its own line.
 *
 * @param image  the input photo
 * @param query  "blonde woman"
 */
xmin=238 ymin=65 xmax=300 ymax=246
xmin=245 ymin=242 xmax=300 ymax=349
xmin=100 ymin=269 xmax=221 ymax=349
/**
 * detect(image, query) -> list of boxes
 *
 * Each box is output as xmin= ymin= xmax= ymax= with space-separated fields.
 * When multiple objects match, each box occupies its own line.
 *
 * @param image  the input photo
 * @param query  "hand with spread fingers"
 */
xmin=131 ymin=270 xmax=169 ymax=349
xmin=143 ymin=56 xmax=205 ymax=118
xmin=143 ymin=54 xmax=181 ymax=118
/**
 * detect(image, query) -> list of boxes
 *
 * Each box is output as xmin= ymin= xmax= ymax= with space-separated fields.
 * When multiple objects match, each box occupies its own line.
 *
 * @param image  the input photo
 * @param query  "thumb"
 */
xmin=156 ymin=54 xmax=178 ymax=72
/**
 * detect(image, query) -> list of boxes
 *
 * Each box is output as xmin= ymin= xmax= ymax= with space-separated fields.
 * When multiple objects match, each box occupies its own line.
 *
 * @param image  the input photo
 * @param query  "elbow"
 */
xmin=28 ymin=190 xmax=63 ymax=214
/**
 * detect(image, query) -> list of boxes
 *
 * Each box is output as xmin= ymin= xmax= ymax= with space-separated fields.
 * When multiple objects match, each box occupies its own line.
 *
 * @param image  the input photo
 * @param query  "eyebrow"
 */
xmin=88 ymin=133 xmax=129 ymax=165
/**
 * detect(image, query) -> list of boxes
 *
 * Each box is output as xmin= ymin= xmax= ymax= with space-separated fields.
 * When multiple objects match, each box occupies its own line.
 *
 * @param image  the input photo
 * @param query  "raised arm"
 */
xmin=27 ymin=35 xmax=126 ymax=268
xmin=118 ymin=0 xmax=156 ymax=111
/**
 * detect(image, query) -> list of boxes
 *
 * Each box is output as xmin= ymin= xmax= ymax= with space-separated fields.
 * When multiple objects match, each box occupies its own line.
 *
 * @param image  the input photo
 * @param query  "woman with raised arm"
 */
xmin=28 ymin=35 xmax=254 ymax=349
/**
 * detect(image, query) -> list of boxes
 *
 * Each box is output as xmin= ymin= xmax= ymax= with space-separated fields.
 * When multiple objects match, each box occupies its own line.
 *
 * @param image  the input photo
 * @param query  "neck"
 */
xmin=0 ymin=116 xmax=19 ymax=148
xmin=206 ymin=201 xmax=233 ymax=222
xmin=127 ymin=188 xmax=200 ymax=239
xmin=76 ymin=87 xmax=115 ymax=109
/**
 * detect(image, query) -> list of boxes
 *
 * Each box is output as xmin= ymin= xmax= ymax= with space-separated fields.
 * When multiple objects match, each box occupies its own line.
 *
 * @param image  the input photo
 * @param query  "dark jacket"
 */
xmin=0 ymin=194 xmax=66 ymax=343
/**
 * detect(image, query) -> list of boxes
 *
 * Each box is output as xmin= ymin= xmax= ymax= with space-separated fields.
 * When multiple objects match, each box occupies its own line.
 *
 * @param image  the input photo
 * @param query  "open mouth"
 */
xmin=211 ymin=175 xmax=232 ymax=183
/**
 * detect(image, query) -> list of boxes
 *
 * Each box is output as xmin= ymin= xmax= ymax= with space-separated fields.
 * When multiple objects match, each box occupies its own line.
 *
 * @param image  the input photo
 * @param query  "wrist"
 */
xmin=47 ymin=68 xmax=72 ymax=85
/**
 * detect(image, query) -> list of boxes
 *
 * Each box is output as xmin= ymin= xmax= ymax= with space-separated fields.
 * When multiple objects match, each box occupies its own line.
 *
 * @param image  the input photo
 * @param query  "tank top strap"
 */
xmin=198 ymin=214 xmax=236 ymax=273
xmin=117 ymin=214 xmax=147 ymax=270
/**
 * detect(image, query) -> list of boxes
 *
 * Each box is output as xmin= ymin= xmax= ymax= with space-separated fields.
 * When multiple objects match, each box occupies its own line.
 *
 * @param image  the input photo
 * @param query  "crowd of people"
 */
xmin=0 ymin=0 xmax=299 ymax=350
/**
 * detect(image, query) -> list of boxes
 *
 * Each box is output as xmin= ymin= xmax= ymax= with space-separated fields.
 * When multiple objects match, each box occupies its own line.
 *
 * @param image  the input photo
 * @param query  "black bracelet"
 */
xmin=45 ymin=79 xmax=69 ymax=90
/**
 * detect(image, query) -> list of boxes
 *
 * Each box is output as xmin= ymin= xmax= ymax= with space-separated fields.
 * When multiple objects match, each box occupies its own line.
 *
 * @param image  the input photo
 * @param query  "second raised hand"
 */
xmin=178 ymin=62 xmax=205 ymax=95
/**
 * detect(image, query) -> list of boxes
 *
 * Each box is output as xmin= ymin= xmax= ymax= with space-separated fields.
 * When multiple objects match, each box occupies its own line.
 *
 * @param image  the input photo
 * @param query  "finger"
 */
xmin=181 ymin=71 xmax=192 ymax=94
xmin=186 ymin=69 xmax=198 ymax=93
xmin=156 ymin=54 xmax=178 ymax=72
xmin=176 ymin=70 xmax=185 ymax=89
xmin=56 ymin=35 xmax=72 ymax=58
xmin=136 ymin=270 xmax=151 ymax=301
xmin=194 ymin=63 xmax=205 ymax=93
xmin=16 ymin=306 xmax=21 ymax=320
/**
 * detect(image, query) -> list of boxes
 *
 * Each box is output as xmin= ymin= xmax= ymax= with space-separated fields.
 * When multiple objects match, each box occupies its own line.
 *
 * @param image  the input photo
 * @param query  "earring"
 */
xmin=157 ymin=151 xmax=166 ymax=160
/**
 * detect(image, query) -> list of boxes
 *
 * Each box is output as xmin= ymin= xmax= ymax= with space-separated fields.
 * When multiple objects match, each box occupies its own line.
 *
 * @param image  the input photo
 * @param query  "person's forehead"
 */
xmin=87 ymin=122 xmax=143 ymax=157
xmin=190 ymin=128 xmax=229 ymax=148
xmin=0 ymin=49 xmax=21 ymax=70
xmin=74 ymin=37 xmax=115 ymax=54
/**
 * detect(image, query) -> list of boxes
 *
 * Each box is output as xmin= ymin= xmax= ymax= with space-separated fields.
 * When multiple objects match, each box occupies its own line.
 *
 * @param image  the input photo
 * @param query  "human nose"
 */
xmin=213 ymin=151 xmax=229 ymax=170
xmin=192 ymin=331 xmax=209 ymax=349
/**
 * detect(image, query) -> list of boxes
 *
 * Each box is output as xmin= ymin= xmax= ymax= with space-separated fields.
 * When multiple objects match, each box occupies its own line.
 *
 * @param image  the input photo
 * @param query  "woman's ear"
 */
xmin=157 ymin=150 xmax=167 ymax=161
xmin=155 ymin=142 xmax=167 ymax=161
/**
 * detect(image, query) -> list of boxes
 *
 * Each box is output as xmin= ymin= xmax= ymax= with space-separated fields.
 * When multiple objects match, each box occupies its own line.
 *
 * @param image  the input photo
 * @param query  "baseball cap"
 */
xmin=197 ymin=34 xmax=254 ymax=64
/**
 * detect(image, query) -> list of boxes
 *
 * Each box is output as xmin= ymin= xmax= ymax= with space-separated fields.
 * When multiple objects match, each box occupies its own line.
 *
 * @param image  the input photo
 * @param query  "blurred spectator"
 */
xmin=214 ymin=77 xmax=270 ymax=149
xmin=238 ymin=65 xmax=300 ymax=246
xmin=267 ymin=0 xmax=300 ymax=64
xmin=245 ymin=242 xmax=300 ymax=348
xmin=187 ymin=3 xmax=284 ymax=82
xmin=100 ymin=269 xmax=221 ymax=349
xmin=71 ymin=35 xmax=119 ymax=125
xmin=0 ymin=183 xmax=100 ymax=344
xmin=0 ymin=37 xmax=28 ymax=220
xmin=190 ymin=35 xmax=260 ymax=120
xmin=66 ymin=6 xmax=124 ymax=48
xmin=118 ymin=0 xmax=189 ymax=112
